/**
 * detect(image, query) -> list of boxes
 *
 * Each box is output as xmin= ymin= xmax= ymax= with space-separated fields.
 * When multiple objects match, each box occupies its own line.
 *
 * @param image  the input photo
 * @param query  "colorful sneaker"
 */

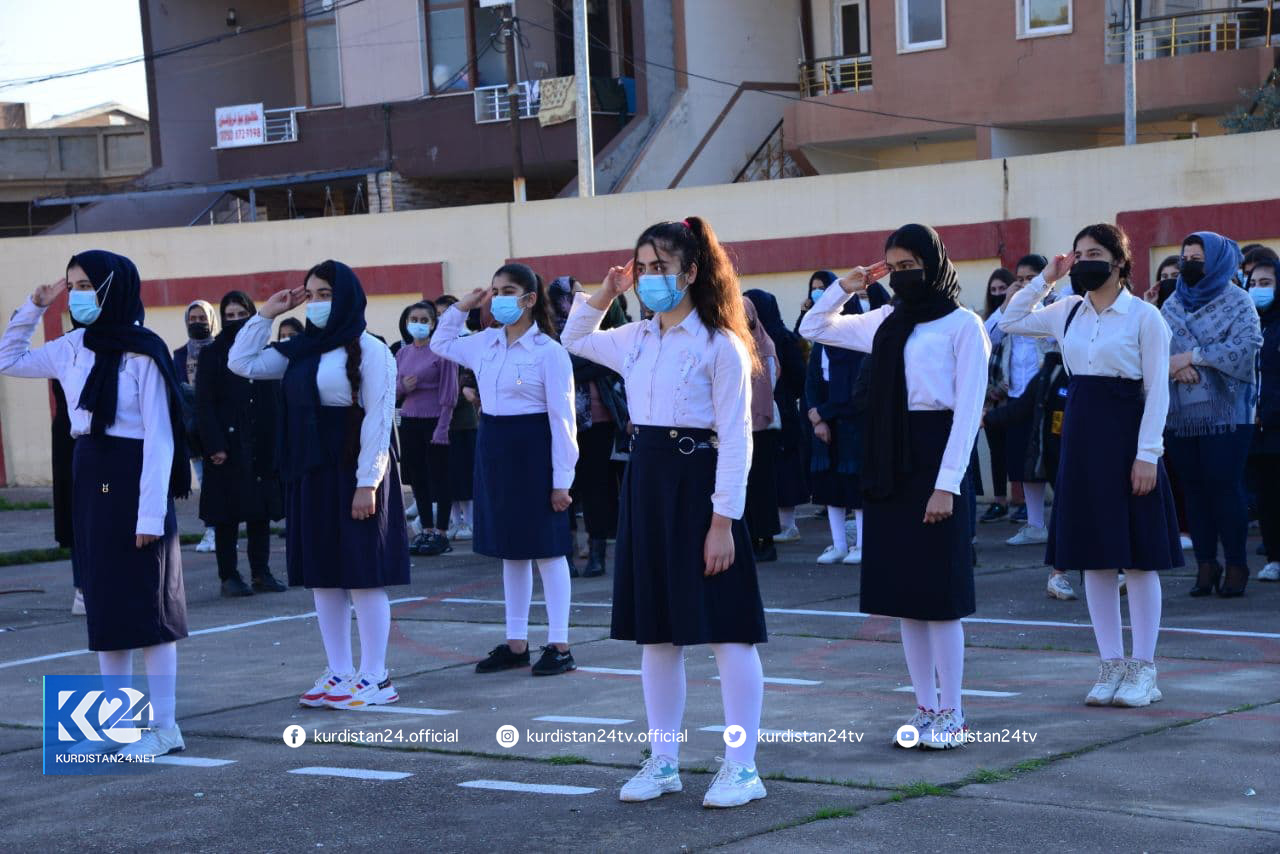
xmin=619 ymin=754 xmax=682 ymax=802
xmin=326 ymin=671 xmax=398 ymax=709
xmin=1007 ymin=525 xmax=1049 ymax=546
xmin=842 ymin=547 xmax=862 ymax=565
xmin=773 ymin=525 xmax=801 ymax=543
xmin=702 ymin=757 xmax=767 ymax=808
xmin=531 ymin=646 xmax=576 ymax=676
xmin=1111 ymin=659 xmax=1162 ymax=707
xmin=475 ymin=643 xmax=531 ymax=673
xmin=117 ymin=725 xmax=185 ymax=759
xmin=300 ymin=669 xmax=353 ymax=708
xmin=816 ymin=545 xmax=845 ymax=565
xmin=920 ymin=710 xmax=966 ymax=750
xmin=1046 ymin=572 xmax=1077 ymax=600
xmin=1085 ymin=658 xmax=1127 ymax=706
xmin=895 ymin=706 xmax=935 ymax=748
xmin=979 ymin=503 xmax=1008 ymax=523
xmin=1259 ymin=562 xmax=1280 ymax=582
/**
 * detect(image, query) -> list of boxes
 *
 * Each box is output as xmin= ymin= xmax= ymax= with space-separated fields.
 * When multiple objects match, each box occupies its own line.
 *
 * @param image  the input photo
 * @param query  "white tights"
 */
xmin=898 ymin=619 xmax=966 ymax=717
xmin=502 ymin=557 xmax=572 ymax=645
xmin=312 ymin=587 xmax=392 ymax=677
xmin=1084 ymin=570 xmax=1161 ymax=663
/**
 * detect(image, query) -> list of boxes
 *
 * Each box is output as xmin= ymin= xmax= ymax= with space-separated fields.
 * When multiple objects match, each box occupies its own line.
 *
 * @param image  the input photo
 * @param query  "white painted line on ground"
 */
xmin=577 ymin=666 xmax=644 ymax=676
xmin=714 ymin=675 xmax=823 ymax=686
xmin=289 ymin=766 xmax=412 ymax=781
xmin=893 ymin=687 xmax=1021 ymax=698
xmin=533 ymin=715 xmax=634 ymax=725
xmin=152 ymin=755 xmax=238 ymax=767
xmin=346 ymin=705 xmax=458 ymax=717
xmin=458 ymin=779 xmax=597 ymax=796
xmin=442 ymin=597 xmax=610 ymax=608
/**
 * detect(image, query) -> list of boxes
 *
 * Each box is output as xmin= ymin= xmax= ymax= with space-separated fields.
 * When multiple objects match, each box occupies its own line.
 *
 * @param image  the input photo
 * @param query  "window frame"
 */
xmin=1016 ymin=0 xmax=1073 ymax=40
xmin=896 ymin=0 xmax=947 ymax=54
xmin=835 ymin=0 xmax=870 ymax=56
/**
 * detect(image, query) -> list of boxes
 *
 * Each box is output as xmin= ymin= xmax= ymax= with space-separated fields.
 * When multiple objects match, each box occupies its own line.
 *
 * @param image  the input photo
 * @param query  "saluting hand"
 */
xmin=455 ymin=287 xmax=490 ymax=312
xmin=260 ymin=286 xmax=308 ymax=320
xmin=837 ymin=261 xmax=888 ymax=296
xmin=32 ymin=279 xmax=67 ymax=308
xmin=1043 ymin=251 xmax=1076 ymax=286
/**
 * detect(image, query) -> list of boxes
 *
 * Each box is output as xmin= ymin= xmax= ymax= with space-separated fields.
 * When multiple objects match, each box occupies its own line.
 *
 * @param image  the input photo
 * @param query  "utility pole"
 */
xmin=502 ymin=5 xmax=526 ymax=202
xmin=573 ymin=0 xmax=594 ymax=196
xmin=1123 ymin=0 xmax=1137 ymax=145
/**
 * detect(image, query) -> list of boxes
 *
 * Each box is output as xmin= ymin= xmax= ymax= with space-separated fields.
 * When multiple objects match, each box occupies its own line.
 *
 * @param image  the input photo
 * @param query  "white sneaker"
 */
xmin=1046 ymin=573 xmax=1077 ymax=600
xmin=774 ymin=525 xmax=801 ymax=543
xmin=71 ymin=589 xmax=86 ymax=615
xmin=1259 ymin=562 xmax=1280 ymax=582
xmin=919 ymin=710 xmax=966 ymax=750
xmin=1085 ymin=658 xmax=1127 ymax=706
xmin=702 ymin=757 xmax=767 ymax=808
xmin=842 ymin=547 xmax=862 ymax=565
xmin=299 ymin=668 xmax=354 ymax=708
xmin=405 ymin=501 xmax=419 ymax=520
xmin=117 ymin=725 xmax=185 ymax=759
xmin=326 ymin=671 xmax=398 ymax=709
xmin=816 ymin=545 xmax=846 ymax=565
xmin=195 ymin=529 xmax=216 ymax=553
xmin=619 ymin=754 xmax=682 ymax=802
xmin=1180 ymin=534 xmax=1194 ymax=551
xmin=1007 ymin=525 xmax=1049 ymax=546
xmin=895 ymin=706 xmax=935 ymax=747
xmin=453 ymin=524 xmax=473 ymax=542
xmin=1112 ymin=659 xmax=1161 ymax=707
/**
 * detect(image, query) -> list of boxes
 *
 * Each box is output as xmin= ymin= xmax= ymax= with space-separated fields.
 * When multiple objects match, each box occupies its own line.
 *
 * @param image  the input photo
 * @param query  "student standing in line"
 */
xmin=563 ymin=217 xmax=769 ymax=809
xmin=981 ymin=268 xmax=1015 ymax=524
xmin=229 ymin=261 xmax=410 ymax=709
xmin=801 ymin=224 xmax=988 ymax=749
xmin=743 ymin=297 xmax=782 ymax=562
xmin=431 ymin=263 xmax=580 ymax=677
xmin=1245 ymin=259 xmax=1280 ymax=582
xmin=1162 ymin=232 xmax=1263 ymax=598
xmin=999 ymin=224 xmax=1181 ymax=708
xmin=195 ymin=290 xmax=287 ymax=597
xmin=174 ymin=299 xmax=219 ymax=554
xmin=1 ymin=251 xmax=191 ymax=757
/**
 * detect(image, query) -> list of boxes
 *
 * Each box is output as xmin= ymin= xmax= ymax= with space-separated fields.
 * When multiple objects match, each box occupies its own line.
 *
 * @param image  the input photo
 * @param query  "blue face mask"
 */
xmin=68 ymin=290 xmax=102 ymax=325
xmin=810 ymin=288 xmax=826 ymax=303
xmin=1251 ymin=286 xmax=1275 ymax=312
xmin=637 ymin=273 xmax=686 ymax=313
xmin=490 ymin=295 xmax=527 ymax=326
xmin=306 ymin=300 xmax=332 ymax=329
xmin=406 ymin=321 xmax=432 ymax=340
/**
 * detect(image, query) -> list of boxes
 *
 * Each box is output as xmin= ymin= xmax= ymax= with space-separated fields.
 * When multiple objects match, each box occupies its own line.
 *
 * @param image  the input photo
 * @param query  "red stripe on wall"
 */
xmin=142 ymin=262 xmax=446 ymax=307
xmin=1117 ymin=199 xmax=1280 ymax=291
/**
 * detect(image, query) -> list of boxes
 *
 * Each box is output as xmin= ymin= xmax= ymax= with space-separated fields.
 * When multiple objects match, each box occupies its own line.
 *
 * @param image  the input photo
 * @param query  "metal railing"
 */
xmin=473 ymin=82 xmax=539 ymax=124
xmin=1105 ymin=4 xmax=1275 ymax=63
xmin=264 ymin=106 xmax=304 ymax=143
xmin=799 ymin=54 xmax=873 ymax=98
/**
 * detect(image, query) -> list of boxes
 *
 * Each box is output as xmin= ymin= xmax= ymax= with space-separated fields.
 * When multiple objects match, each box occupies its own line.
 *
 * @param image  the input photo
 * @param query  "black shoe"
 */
xmin=419 ymin=532 xmax=453 ymax=557
xmin=979 ymin=503 xmax=1008 ymax=524
xmin=409 ymin=532 xmax=431 ymax=555
xmin=531 ymin=645 xmax=576 ymax=676
xmin=1190 ymin=561 xmax=1223 ymax=597
xmin=475 ymin=643 xmax=530 ymax=673
xmin=582 ymin=539 xmax=607 ymax=578
xmin=221 ymin=576 xmax=253 ymax=597
xmin=1219 ymin=564 xmax=1249 ymax=598
xmin=252 ymin=572 xmax=288 ymax=593
xmin=1008 ymin=504 xmax=1028 ymax=525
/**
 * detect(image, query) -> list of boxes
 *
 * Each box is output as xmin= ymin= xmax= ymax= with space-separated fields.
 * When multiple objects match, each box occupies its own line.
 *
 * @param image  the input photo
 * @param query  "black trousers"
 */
xmin=1251 ymin=453 xmax=1280 ymax=563
xmin=403 ymin=416 xmax=452 ymax=531
xmin=215 ymin=519 xmax=271 ymax=581
xmin=574 ymin=422 xmax=620 ymax=539
xmin=985 ymin=425 xmax=1008 ymax=500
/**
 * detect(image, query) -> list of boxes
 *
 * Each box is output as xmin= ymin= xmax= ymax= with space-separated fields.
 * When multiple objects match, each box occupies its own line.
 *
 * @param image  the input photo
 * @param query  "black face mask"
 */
xmin=222 ymin=317 xmax=249 ymax=337
xmin=187 ymin=322 xmax=211 ymax=340
xmin=1180 ymin=259 xmax=1206 ymax=286
xmin=1156 ymin=277 xmax=1178 ymax=304
xmin=1069 ymin=260 xmax=1114 ymax=293
xmin=888 ymin=268 xmax=929 ymax=301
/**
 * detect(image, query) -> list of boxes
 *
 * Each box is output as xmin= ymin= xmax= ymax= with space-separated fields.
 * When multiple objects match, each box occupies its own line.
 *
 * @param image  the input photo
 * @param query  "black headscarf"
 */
xmin=272 ymin=261 xmax=368 ymax=480
xmin=864 ymin=224 xmax=962 ymax=501
xmin=71 ymin=250 xmax=191 ymax=499
xmin=216 ymin=290 xmax=257 ymax=345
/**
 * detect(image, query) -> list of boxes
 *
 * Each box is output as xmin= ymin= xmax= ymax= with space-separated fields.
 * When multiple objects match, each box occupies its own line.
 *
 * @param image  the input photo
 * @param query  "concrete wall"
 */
xmin=337 ymin=0 xmax=427 ymax=106
xmin=2 ymin=129 xmax=1278 ymax=484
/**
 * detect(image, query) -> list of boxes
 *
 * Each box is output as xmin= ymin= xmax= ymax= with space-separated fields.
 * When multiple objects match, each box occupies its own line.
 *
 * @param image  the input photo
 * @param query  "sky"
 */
xmin=0 ymin=0 xmax=148 ymax=124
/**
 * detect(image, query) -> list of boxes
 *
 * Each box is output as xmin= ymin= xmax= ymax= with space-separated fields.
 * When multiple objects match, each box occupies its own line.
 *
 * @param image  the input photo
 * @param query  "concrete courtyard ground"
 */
xmin=0 ymin=487 xmax=1276 ymax=852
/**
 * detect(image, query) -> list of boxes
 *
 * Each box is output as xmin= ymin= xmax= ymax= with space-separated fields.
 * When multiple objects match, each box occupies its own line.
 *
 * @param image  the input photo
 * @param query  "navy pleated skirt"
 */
xmin=1047 ymin=376 xmax=1182 ymax=572
xmin=285 ymin=406 xmax=410 ymax=589
xmin=72 ymin=435 xmax=187 ymax=651
xmin=612 ymin=427 xmax=767 ymax=646
xmin=744 ymin=429 xmax=781 ymax=539
xmin=473 ymin=413 xmax=571 ymax=560
xmin=448 ymin=428 xmax=477 ymax=500
xmin=861 ymin=411 xmax=975 ymax=621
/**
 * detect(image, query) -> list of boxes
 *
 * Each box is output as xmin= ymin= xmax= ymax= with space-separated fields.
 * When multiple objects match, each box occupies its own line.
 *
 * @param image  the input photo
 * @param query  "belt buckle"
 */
xmin=677 ymin=435 xmax=696 ymax=455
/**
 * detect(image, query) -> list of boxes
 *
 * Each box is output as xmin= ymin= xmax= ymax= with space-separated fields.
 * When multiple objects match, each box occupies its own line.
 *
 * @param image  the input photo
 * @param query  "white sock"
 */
xmin=1024 ymin=482 xmax=1047 ymax=529
xmin=312 ymin=588 xmax=354 ymax=674
xmin=854 ymin=509 xmax=864 ymax=549
xmin=97 ymin=650 xmax=133 ymax=697
xmin=349 ymin=587 xmax=391 ymax=677
xmin=827 ymin=506 xmax=848 ymax=552
xmin=928 ymin=621 xmax=965 ymax=717
xmin=1084 ymin=571 xmax=1124 ymax=661
xmin=1125 ymin=570 xmax=1162 ymax=663
xmin=779 ymin=507 xmax=796 ymax=529
xmin=503 ymin=560 xmax=533 ymax=642
xmin=535 ymin=556 xmax=572 ymax=645
xmin=711 ymin=643 xmax=764 ymax=766
xmin=899 ymin=619 xmax=938 ymax=710
xmin=142 ymin=642 xmax=178 ymax=729
xmin=641 ymin=644 xmax=686 ymax=762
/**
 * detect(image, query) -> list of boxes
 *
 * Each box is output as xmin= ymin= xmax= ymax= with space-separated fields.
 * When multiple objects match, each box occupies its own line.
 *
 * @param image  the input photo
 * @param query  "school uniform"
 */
xmin=227 ymin=313 xmax=409 ymax=589
xmin=0 ymin=298 xmax=187 ymax=651
xmin=999 ymin=274 xmax=1182 ymax=572
xmin=800 ymin=285 xmax=988 ymax=620
xmin=430 ymin=306 xmax=577 ymax=560
xmin=562 ymin=295 xmax=767 ymax=646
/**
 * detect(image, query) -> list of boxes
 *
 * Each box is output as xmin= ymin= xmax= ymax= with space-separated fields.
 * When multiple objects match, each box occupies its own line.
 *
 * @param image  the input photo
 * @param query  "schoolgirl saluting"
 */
xmin=562 ymin=217 xmax=769 ymax=809
xmin=431 ymin=263 xmax=580 ymax=677
xmin=800 ymin=224 xmax=989 ymax=750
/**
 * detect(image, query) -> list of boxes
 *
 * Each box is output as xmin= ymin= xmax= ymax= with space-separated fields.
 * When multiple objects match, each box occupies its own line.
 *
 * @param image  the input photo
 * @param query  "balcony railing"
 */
xmin=473 ymin=82 xmax=539 ymax=124
xmin=1105 ymin=4 xmax=1276 ymax=63
xmin=264 ymin=106 xmax=304 ymax=143
xmin=800 ymin=54 xmax=873 ymax=98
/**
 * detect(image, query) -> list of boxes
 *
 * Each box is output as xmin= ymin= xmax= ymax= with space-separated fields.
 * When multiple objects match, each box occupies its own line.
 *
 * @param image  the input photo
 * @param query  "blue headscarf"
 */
xmin=70 ymin=250 xmax=191 ymax=498
xmin=1175 ymin=231 xmax=1243 ymax=313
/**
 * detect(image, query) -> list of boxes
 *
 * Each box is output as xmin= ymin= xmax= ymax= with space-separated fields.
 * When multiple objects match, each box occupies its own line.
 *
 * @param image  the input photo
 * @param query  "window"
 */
xmin=897 ymin=0 xmax=945 ymax=52
xmin=837 ymin=0 xmax=869 ymax=55
xmin=424 ymin=1 xmax=515 ymax=94
xmin=304 ymin=0 xmax=341 ymax=106
xmin=1018 ymin=0 xmax=1071 ymax=38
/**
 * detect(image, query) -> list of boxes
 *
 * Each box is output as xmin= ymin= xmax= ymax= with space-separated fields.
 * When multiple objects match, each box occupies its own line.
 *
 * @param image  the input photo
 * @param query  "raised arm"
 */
xmin=937 ymin=314 xmax=991 ymax=495
xmin=998 ymin=271 xmax=1071 ymax=340
xmin=135 ymin=356 xmax=176 ymax=537
xmin=226 ymin=313 xmax=289 ymax=379
xmin=355 ymin=338 xmax=396 ymax=489
xmin=561 ymin=293 xmax=637 ymax=373
xmin=429 ymin=305 xmax=489 ymax=372
xmin=0 ymin=296 xmax=73 ymax=380
xmin=797 ymin=284 xmax=889 ymax=354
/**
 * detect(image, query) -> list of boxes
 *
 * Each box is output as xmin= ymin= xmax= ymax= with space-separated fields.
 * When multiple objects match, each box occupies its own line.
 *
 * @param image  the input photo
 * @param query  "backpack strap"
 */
xmin=1061 ymin=300 xmax=1085 ymax=376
